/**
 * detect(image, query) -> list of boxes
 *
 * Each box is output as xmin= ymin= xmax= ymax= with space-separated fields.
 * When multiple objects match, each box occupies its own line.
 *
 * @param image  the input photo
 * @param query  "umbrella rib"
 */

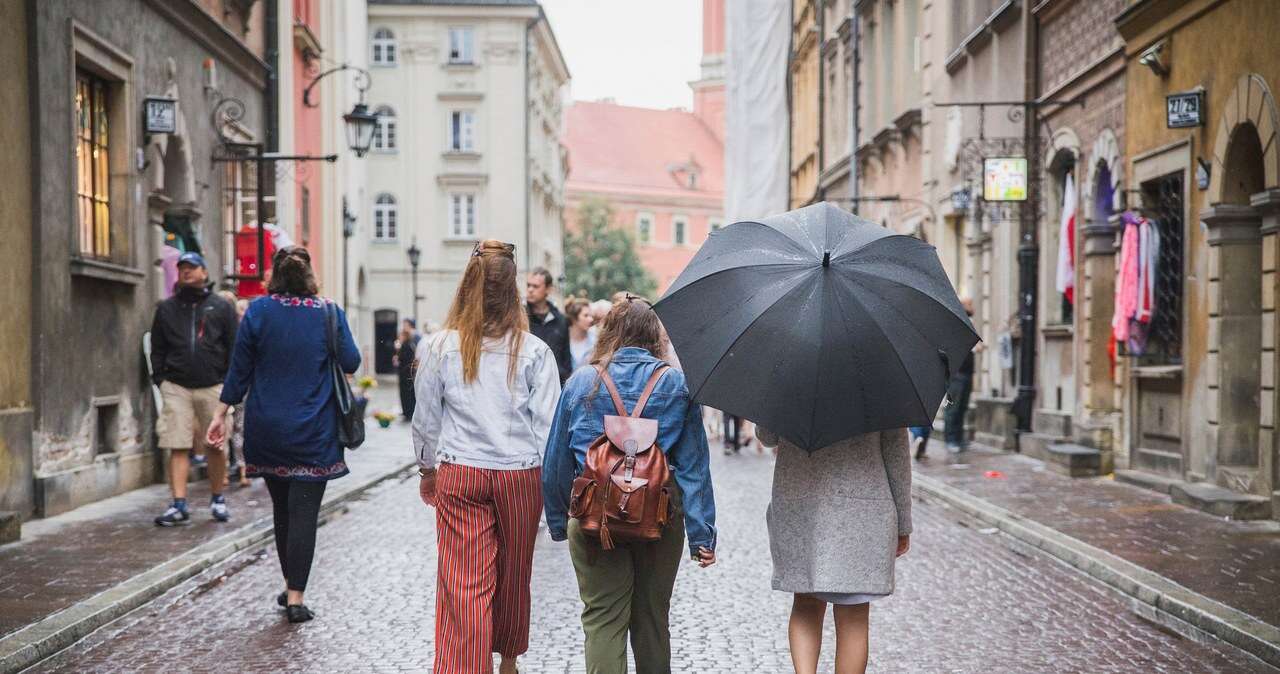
xmin=684 ymin=272 xmax=813 ymax=402
xmin=843 ymin=268 xmax=980 ymax=340
xmin=838 ymin=280 xmax=932 ymax=422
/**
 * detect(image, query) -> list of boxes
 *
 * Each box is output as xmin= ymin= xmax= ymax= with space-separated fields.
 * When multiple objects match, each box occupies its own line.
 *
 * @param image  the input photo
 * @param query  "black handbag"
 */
xmin=325 ymin=302 xmax=365 ymax=449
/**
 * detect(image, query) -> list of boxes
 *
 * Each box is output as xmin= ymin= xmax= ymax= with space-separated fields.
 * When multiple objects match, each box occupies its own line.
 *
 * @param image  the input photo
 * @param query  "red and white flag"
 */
xmin=1056 ymin=173 xmax=1077 ymax=304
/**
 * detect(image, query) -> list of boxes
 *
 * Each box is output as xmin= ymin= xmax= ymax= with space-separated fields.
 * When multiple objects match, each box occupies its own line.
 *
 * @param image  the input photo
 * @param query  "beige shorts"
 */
xmin=157 ymin=381 xmax=226 ymax=452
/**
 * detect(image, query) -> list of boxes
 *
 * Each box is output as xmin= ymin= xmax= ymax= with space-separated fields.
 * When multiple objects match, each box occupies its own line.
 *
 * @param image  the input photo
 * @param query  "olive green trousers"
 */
xmin=567 ymin=517 xmax=686 ymax=674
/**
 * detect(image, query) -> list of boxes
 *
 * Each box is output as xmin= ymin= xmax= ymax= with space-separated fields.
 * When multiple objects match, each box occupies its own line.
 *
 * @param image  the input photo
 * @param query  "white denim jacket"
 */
xmin=412 ymin=330 xmax=561 ymax=471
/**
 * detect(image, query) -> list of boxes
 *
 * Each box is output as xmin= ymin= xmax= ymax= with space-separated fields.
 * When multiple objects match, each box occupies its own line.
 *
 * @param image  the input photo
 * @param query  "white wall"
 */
xmin=361 ymin=3 xmax=567 ymax=346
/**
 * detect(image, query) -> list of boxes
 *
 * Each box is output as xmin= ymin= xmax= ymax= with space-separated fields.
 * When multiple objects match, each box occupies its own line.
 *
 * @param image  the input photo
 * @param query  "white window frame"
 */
xmin=371 ymin=27 xmax=396 ymax=66
xmin=373 ymin=193 xmax=397 ymax=242
xmin=448 ymin=192 xmax=477 ymax=238
xmin=673 ymin=214 xmax=689 ymax=245
xmin=448 ymin=27 xmax=475 ymax=64
xmin=636 ymin=212 xmax=654 ymax=244
xmin=449 ymin=110 xmax=476 ymax=152
xmin=373 ymin=106 xmax=397 ymax=152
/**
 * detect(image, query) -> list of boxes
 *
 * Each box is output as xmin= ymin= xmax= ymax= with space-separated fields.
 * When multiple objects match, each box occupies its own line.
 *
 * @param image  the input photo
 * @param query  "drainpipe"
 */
xmin=265 ymin=0 xmax=279 ymax=152
xmin=1013 ymin=0 xmax=1040 ymax=434
xmin=815 ymin=2 xmax=824 ymax=204
xmin=850 ymin=1 xmax=859 ymax=202
xmin=524 ymin=16 xmax=534 ymax=272
xmin=785 ymin=1 xmax=794 ymax=208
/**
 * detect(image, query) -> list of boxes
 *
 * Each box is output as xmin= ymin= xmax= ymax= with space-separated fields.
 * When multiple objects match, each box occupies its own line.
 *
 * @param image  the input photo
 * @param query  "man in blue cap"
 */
xmin=149 ymin=252 xmax=239 ymax=525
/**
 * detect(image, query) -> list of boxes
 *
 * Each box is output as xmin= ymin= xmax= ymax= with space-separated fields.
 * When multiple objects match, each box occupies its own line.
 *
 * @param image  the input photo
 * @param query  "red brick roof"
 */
xmin=564 ymin=100 xmax=724 ymax=199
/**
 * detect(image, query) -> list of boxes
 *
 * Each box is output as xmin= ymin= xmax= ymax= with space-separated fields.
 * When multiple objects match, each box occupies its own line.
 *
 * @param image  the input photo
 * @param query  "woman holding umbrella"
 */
xmin=654 ymin=203 xmax=979 ymax=673
xmin=754 ymin=425 xmax=911 ymax=673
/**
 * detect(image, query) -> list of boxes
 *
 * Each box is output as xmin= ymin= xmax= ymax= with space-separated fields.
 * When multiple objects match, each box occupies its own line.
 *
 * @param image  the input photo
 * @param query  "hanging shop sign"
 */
xmin=1166 ymin=91 xmax=1204 ymax=129
xmin=983 ymin=157 xmax=1028 ymax=202
xmin=143 ymin=97 xmax=177 ymax=134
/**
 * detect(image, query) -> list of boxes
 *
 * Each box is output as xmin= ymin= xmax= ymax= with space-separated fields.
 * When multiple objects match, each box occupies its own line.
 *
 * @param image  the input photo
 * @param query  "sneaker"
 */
xmin=211 ymin=496 xmax=230 ymax=522
xmin=946 ymin=443 xmax=962 ymax=454
xmin=911 ymin=435 xmax=926 ymax=461
xmin=154 ymin=504 xmax=190 ymax=526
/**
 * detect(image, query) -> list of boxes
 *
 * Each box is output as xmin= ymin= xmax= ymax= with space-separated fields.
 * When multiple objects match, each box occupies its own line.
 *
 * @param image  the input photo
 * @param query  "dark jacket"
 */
xmin=527 ymin=301 xmax=572 ymax=383
xmin=150 ymin=283 xmax=238 ymax=389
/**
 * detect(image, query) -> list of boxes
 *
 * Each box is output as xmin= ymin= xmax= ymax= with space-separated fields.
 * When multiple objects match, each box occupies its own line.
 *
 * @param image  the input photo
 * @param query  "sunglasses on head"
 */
xmin=472 ymin=241 xmax=517 ymax=258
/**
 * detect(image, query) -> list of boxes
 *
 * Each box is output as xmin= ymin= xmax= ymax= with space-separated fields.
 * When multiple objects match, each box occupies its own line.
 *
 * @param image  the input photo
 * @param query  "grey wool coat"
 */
xmin=757 ymin=427 xmax=912 ymax=596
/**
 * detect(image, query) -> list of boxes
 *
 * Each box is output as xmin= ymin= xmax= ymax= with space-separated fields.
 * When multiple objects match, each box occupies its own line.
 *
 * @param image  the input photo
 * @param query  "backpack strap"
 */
xmin=596 ymin=367 xmax=629 ymax=417
xmin=631 ymin=365 xmax=671 ymax=419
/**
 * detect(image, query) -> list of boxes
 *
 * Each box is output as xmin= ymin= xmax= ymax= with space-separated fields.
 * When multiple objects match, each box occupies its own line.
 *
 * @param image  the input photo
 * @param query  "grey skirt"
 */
xmin=810 ymin=592 xmax=887 ymax=606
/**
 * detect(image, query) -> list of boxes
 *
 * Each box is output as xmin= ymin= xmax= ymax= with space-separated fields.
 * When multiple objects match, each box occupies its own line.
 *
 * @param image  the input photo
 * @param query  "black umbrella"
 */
xmin=654 ymin=202 xmax=979 ymax=452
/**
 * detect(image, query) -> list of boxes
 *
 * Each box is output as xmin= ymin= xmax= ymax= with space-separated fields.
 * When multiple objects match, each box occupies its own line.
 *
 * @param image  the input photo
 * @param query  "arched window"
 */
xmin=373 ymin=106 xmax=397 ymax=152
xmin=371 ymin=28 xmax=396 ymax=66
xmin=373 ymin=193 xmax=397 ymax=241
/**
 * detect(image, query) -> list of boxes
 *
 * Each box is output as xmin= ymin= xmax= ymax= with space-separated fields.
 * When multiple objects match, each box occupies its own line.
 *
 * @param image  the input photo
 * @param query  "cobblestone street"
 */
xmin=30 ymin=440 xmax=1274 ymax=673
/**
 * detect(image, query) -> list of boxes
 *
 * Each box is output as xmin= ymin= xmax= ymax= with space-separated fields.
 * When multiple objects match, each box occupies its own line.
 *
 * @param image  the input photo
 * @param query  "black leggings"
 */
xmin=723 ymin=414 xmax=740 ymax=448
xmin=264 ymin=478 xmax=327 ymax=592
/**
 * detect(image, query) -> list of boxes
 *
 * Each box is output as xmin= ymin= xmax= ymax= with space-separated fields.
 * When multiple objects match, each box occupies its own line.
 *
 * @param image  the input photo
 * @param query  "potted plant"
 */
xmin=372 ymin=410 xmax=396 ymax=428
xmin=352 ymin=375 xmax=376 ymax=420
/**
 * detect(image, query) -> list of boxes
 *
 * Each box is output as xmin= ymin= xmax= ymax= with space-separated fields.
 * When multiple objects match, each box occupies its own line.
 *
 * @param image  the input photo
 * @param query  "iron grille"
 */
xmin=1140 ymin=173 xmax=1184 ymax=364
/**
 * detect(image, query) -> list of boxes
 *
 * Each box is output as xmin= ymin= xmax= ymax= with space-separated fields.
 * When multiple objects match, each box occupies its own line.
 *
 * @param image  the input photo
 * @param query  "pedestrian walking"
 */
xmin=755 ymin=426 xmax=912 ymax=674
xmin=414 ymin=239 xmax=561 ymax=674
xmin=395 ymin=318 xmax=421 ymax=420
xmin=543 ymin=296 xmax=717 ymax=674
xmin=566 ymin=297 xmax=597 ymax=371
xmin=943 ymin=298 xmax=979 ymax=453
xmin=908 ymin=425 xmax=931 ymax=461
xmin=722 ymin=412 xmax=741 ymax=455
xmin=206 ymin=246 xmax=361 ymax=624
xmin=219 ymin=290 xmax=252 ymax=488
xmin=526 ymin=267 xmax=574 ymax=383
xmin=149 ymin=252 xmax=238 ymax=526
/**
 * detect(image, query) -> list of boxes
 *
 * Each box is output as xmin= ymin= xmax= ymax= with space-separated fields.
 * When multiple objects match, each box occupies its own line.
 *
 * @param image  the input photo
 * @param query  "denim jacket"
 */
xmin=542 ymin=347 xmax=717 ymax=556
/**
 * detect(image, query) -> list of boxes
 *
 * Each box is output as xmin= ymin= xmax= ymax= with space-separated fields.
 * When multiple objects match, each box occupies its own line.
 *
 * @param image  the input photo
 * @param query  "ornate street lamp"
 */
xmin=302 ymin=63 xmax=376 ymax=157
xmin=407 ymin=241 xmax=422 ymax=326
xmin=342 ymin=198 xmax=357 ymax=309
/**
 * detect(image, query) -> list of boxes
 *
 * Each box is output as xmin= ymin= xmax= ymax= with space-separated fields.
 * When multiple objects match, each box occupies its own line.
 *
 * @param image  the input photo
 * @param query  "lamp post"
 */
xmin=406 ymin=241 xmax=422 ymax=326
xmin=342 ymin=197 xmax=356 ymax=310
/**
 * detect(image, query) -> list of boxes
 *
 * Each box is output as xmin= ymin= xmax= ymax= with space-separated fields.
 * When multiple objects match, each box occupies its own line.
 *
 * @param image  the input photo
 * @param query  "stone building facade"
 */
xmin=854 ymin=0 xmax=925 ymax=234
xmin=1021 ymin=0 xmax=1128 ymax=473
xmin=918 ymin=0 xmax=1029 ymax=450
xmin=789 ymin=0 xmax=822 ymax=208
xmin=362 ymin=0 xmax=568 ymax=372
xmin=1111 ymin=0 xmax=1280 ymax=519
xmin=22 ymin=0 xmax=268 ymax=517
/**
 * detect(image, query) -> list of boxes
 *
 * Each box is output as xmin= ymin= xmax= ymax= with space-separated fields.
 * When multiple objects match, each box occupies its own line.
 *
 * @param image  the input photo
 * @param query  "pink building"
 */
xmin=562 ymin=0 xmax=725 ymax=295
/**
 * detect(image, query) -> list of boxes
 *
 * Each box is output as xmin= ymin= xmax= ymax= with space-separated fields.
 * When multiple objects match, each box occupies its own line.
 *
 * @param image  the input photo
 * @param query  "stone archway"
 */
xmin=1077 ymin=128 xmax=1123 ymax=446
xmin=1201 ymin=74 xmax=1280 ymax=502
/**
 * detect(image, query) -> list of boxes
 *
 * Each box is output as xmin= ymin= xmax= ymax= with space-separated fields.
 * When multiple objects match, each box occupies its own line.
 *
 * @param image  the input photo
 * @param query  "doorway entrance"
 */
xmin=374 ymin=309 xmax=398 ymax=374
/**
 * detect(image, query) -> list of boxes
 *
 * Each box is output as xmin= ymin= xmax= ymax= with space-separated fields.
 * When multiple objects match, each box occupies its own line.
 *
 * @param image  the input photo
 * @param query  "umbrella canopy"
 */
xmin=654 ymin=202 xmax=979 ymax=451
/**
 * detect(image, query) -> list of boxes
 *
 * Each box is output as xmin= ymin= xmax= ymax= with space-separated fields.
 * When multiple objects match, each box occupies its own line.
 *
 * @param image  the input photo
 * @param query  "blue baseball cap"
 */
xmin=177 ymin=252 xmax=206 ymax=268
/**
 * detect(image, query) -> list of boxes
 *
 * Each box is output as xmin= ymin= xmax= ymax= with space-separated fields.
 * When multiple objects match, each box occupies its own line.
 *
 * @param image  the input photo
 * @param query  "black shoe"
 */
xmin=286 ymin=604 xmax=314 ymax=623
xmin=276 ymin=592 xmax=287 ymax=608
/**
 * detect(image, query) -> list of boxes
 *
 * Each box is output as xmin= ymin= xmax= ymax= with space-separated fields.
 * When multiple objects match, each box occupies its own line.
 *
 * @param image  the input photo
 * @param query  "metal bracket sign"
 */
xmin=1166 ymin=91 xmax=1204 ymax=128
xmin=143 ymin=96 xmax=177 ymax=134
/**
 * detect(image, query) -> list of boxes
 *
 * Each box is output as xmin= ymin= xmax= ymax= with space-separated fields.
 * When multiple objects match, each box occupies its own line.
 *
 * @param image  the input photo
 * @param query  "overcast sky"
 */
xmin=539 ymin=0 xmax=703 ymax=110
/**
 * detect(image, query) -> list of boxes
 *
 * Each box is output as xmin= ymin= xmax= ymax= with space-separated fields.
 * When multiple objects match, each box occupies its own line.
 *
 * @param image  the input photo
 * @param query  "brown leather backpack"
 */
xmin=568 ymin=365 xmax=673 ymax=550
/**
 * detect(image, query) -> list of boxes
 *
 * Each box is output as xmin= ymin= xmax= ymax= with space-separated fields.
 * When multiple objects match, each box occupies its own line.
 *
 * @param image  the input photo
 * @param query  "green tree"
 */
xmin=563 ymin=198 xmax=658 ymax=300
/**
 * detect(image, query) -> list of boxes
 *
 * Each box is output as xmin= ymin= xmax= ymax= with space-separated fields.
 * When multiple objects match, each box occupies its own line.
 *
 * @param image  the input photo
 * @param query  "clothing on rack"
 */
xmin=1112 ymin=211 xmax=1161 ymax=352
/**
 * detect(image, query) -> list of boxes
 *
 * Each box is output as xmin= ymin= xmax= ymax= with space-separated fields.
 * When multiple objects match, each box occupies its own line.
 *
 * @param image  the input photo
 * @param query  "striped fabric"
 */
xmin=434 ymin=462 xmax=543 ymax=674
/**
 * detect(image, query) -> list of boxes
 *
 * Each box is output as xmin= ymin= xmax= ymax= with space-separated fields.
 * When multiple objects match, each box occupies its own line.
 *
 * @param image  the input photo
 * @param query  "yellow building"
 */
xmin=1115 ymin=0 xmax=1280 ymax=519
xmin=789 ymin=0 xmax=821 ymax=208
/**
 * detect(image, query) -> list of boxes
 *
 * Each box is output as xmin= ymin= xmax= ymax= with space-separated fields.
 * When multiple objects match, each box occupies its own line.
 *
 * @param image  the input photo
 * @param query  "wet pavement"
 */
xmin=29 ymin=446 xmax=1273 ymax=673
xmin=912 ymin=441 xmax=1280 ymax=631
xmin=0 ymin=388 xmax=410 ymax=640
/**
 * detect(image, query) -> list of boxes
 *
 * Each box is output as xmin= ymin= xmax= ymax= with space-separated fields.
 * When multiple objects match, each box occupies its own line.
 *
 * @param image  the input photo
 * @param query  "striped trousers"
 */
xmin=434 ymin=462 xmax=542 ymax=674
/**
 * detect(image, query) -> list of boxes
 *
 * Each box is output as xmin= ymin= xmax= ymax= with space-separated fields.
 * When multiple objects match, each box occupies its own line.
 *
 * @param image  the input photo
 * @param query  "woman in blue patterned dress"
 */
xmin=206 ymin=246 xmax=360 ymax=623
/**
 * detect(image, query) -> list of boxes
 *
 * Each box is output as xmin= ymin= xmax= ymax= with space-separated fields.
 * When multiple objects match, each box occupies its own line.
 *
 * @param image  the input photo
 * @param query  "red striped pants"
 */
xmin=434 ymin=462 xmax=542 ymax=674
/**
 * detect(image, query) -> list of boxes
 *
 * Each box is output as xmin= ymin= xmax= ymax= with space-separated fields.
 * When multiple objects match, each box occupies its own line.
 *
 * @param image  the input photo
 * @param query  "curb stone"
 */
xmin=912 ymin=473 xmax=1280 ymax=669
xmin=0 ymin=462 xmax=415 ymax=674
